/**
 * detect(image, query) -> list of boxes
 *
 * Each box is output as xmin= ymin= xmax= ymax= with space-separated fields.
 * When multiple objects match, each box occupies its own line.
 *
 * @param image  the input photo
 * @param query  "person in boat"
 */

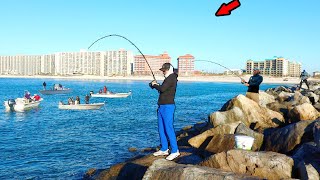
xmin=299 ymin=70 xmax=310 ymax=90
xmin=43 ymin=82 xmax=47 ymax=90
xmin=85 ymin=94 xmax=90 ymax=104
xmin=150 ymin=63 xmax=180 ymax=161
xmin=67 ymin=97 xmax=73 ymax=105
xmin=59 ymin=84 xmax=63 ymax=90
xmin=33 ymin=94 xmax=41 ymax=101
xmin=99 ymin=89 xmax=102 ymax=94
xmin=241 ymin=67 xmax=263 ymax=104
xmin=75 ymin=96 xmax=80 ymax=104
xmin=24 ymin=91 xmax=32 ymax=102
xmin=103 ymin=86 xmax=107 ymax=93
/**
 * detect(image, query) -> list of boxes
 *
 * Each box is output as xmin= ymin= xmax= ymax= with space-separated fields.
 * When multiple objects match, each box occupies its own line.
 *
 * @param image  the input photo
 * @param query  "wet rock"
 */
xmin=235 ymin=123 xmax=264 ymax=151
xmin=188 ymin=121 xmax=241 ymax=148
xmin=292 ymin=143 xmax=320 ymax=179
xmin=143 ymin=159 xmax=260 ymax=180
xmin=314 ymin=121 xmax=320 ymax=147
xmin=182 ymin=125 xmax=193 ymax=131
xmin=278 ymin=91 xmax=294 ymax=102
xmin=263 ymin=120 xmax=318 ymax=154
xmin=288 ymin=103 xmax=320 ymax=122
xmin=210 ymin=95 xmax=285 ymax=130
xmin=84 ymin=168 xmax=97 ymax=179
xmin=176 ymin=122 xmax=213 ymax=147
xmin=200 ymin=150 xmax=294 ymax=180
xmin=129 ymin=147 xmax=138 ymax=152
xmin=259 ymin=91 xmax=276 ymax=107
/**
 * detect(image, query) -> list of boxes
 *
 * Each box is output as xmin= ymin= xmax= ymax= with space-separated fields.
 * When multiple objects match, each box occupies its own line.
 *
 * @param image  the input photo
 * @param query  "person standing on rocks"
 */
xmin=150 ymin=63 xmax=180 ymax=161
xmin=299 ymin=70 xmax=310 ymax=90
xmin=241 ymin=67 xmax=263 ymax=103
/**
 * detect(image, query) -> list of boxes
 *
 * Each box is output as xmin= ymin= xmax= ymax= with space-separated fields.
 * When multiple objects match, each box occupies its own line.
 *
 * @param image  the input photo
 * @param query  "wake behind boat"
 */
xmin=40 ymin=84 xmax=72 ymax=95
xmin=58 ymin=102 xmax=104 ymax=110
xmin=90 ymin=91 xmax=132 ymax=98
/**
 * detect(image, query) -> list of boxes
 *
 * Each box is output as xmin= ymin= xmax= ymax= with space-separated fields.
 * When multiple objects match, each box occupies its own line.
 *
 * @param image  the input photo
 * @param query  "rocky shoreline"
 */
xmin=84 ymin=81 xmax=320 ymax=180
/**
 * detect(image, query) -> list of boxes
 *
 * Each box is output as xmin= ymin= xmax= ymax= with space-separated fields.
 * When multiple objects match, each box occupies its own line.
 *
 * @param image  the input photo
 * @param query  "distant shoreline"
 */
xmin=0 ymin=75 xmax=316 ymax=85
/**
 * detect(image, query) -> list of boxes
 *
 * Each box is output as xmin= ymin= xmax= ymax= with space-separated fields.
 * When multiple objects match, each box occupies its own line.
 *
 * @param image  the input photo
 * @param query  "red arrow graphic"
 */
xmin=215 ymin=0 xmax=241 ymax=17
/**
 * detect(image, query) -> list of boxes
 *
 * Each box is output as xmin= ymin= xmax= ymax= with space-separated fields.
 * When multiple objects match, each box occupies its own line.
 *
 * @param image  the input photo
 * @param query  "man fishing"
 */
xmin=241 ymin=68 xmax=263 ymax=104
xmin=150 ymin=63 xmax=180 ymax=161
xmin=299 ymin=70 xmax=310 ymax=90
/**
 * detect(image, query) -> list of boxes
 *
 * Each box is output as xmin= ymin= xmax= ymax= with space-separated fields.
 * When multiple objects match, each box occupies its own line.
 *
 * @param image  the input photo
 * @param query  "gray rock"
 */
xmin=288 ymin=103 xmax=320 ymax=122
xmin=314 ymin=121 xmax=320 ymax=147
xmin=143 ymin=159 xmax=260 ymax=180
xmin=263 ymin=120 xmax=318 ymax=154
xmin=200 ymin=150 xmax=294 ymax=180
xmin=235 ymin=123 xmax=264 ymax=151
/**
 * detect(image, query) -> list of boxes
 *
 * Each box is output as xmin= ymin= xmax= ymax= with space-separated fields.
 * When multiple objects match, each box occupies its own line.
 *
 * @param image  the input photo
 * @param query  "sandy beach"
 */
xmin=1 ymin=74 xmax=317 ymax=85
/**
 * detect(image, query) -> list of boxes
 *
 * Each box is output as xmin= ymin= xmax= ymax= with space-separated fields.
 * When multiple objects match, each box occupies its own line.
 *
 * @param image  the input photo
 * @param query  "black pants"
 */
xmin=299 ymin=79 xmax=310 ymax=89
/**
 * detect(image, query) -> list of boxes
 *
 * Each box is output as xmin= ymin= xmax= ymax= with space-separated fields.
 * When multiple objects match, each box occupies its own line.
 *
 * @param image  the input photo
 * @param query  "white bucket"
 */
xmin=235 ymin=135 xmax=255 ymax=150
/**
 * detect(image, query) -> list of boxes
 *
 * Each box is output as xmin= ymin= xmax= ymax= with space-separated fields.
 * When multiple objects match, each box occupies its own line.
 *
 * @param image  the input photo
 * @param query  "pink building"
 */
xmin=177 ymin=54 xmax=195 ymax=76
xmin=134 ymin=52 xmax=171 ymax=75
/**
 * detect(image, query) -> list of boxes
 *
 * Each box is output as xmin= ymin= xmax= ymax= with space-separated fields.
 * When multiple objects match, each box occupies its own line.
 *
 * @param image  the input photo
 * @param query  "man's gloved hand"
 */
xmin=149 ymin=80 xmax=159 ymax=89
xmin=241 ymin=78 xmax=246 ymax=84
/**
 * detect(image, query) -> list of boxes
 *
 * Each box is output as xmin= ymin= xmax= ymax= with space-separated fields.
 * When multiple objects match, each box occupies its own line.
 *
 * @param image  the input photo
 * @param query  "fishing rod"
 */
xmin=194 ymin=60 xmax=244 ymax=80
xmin=88 ymin=34 xmax=156 ymax=81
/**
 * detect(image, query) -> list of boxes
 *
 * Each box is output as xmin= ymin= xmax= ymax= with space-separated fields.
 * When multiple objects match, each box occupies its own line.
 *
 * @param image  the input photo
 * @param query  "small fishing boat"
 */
xmin=4 ymin=98 xmax=43 ymax=112
xmin=58 ymin=102 xmax=105 ymax=110
xmin=90 ymin=91 xmax=132 ymax=98
xmin=40 ymin=84 xmax=72 ymax=95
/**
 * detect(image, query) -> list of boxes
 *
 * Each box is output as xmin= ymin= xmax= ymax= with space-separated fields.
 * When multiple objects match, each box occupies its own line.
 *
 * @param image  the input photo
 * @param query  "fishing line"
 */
xmin=194 ymin=60 xmax=243 ymax=80
xmin=88 ymin=34 xmax=156 ymax=81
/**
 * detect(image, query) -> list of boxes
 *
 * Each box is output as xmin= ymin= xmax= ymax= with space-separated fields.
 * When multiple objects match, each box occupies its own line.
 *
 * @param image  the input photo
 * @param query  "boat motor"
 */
xmin=7 ymin=99 xmax=16 ymax=110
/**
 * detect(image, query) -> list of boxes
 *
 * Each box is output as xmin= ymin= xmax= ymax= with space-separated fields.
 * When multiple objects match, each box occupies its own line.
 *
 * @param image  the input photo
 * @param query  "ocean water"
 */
xmin=0 ymin=78 xmax=279 ymax=179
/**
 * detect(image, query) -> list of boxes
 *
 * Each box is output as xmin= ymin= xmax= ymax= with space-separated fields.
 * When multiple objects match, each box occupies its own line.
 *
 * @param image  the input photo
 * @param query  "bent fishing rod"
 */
xmin=88 ymin=34 xmax=156 ymax=81
xmin=194 ymin=60 xmax=244 ymax=80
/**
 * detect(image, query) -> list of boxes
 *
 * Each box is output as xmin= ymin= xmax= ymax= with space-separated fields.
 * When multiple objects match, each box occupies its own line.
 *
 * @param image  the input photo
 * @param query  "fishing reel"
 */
xmin=149 ymin=82 xmax=155 ymax=89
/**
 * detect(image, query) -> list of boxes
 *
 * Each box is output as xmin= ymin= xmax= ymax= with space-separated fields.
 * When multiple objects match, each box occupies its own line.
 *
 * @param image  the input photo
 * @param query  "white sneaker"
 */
xmin=165 ymin=151 xmax=180 ymax=161
xmin=153 ymin=149 xmax=169 ymax=156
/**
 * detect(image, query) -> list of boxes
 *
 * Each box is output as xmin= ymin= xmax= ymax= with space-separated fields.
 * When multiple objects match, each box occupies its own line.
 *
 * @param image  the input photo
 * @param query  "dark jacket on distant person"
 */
xmin=247 ymin=74 xmax=263 ymax=93
xmin=152 ymin=73 xmax=178 ymax=105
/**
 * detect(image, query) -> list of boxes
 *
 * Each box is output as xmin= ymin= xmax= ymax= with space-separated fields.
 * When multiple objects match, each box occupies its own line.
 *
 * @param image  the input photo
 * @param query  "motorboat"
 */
xmin=58 ymin=102 xmax=105 ymax=110
xmin=4 ymin=98 xmax=43 ymax=112
xmin=90 ymin=91 xmax=132 ymax=98
xmin=40 ymin=84 xmax=72 ymax=95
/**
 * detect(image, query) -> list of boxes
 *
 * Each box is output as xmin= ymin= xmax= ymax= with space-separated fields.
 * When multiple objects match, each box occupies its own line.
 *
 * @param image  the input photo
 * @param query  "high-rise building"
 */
xmin=177 ymin=54 xmax=195 ymax=76
xmin=0 ymin=55 xmax=41 ymax=75
xmin=0 ymin=49 xmax=134 ymax=77
xmin=104 ymin=49 xmax=134 ymax=76
xmin=134 ymin=52 xmax=171 ymax=75
xmin=246 ymin=56 xmax=301 ymax=77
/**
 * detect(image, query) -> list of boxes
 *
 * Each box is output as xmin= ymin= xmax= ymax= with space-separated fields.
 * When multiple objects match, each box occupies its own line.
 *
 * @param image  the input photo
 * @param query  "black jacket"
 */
xmin=152 ymin=73 xmax=178 ymax=105
xmin=247 ymin=74 xmax=263 ymax=93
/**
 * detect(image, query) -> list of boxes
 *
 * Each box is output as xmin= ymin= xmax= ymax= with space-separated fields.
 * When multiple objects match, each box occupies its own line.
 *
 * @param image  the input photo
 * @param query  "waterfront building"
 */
xmin=134 ymin=52 xmax=171 ymax=75
xmin=177 ymin=54 xmax=195 ymax=76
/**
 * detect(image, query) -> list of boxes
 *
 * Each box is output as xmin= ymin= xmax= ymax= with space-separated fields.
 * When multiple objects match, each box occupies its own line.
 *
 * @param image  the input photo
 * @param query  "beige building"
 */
xmin=246 ymin=57 xmax=301 ymax=77
xmin=104 ymin=49 xmax=134 ymax=76
xmin=177 ymin=54 xmax=195 ymax=76
xmin=134 ymin=52 xmax=171 ymax=76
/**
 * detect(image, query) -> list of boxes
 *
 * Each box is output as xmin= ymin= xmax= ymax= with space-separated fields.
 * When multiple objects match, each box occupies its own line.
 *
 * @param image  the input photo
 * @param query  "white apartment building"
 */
xmin=0 ymin=55 xmax=41 ymax=75
xmin=104 ymin=49 xmax=134 ymax=76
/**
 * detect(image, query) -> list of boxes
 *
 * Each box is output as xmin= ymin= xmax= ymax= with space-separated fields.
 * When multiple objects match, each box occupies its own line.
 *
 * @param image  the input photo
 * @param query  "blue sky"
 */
xmin=0 ymin=0 xmax=319 ymax=72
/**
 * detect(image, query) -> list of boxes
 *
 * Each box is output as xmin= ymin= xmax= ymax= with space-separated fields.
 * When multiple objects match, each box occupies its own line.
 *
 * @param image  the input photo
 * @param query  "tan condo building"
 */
xmin=246 ymin=56 xmax=301 ymax=77
xmin=177 ymin=54 xmax=195 ymax=76
xmin=134 ymin=52 xmax=171 ymax=76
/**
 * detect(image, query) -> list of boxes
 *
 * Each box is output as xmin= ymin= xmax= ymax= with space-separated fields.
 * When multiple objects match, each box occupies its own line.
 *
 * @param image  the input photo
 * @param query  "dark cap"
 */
xmin=159 ymin=63 xmax=171 ymax=71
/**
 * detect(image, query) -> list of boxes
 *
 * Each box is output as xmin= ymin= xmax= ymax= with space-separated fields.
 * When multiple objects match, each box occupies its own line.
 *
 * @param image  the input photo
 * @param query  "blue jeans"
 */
xmin=157 ymin=104 xmax=178 ymax=153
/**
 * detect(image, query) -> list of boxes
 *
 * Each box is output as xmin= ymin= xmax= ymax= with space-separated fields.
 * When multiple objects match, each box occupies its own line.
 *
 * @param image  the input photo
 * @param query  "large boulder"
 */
xmin=143 ymin=159 xmax=259 ymax=180
xmin=288 ymin=103 xmax=320 ymax=122
xmin=314 ymin=121 xmax=320 ymax=147
xmin=305 ymin=92 xmax=320 ymax=104
xmin=263 ymin=120 xmax=318 ymax=154
xmin=278 ymin=91 xmax=294 ymax=102
xmin=292 ymin=143 xmax=320 ymax=179
xmin=210 ymin=95 xmax=285 ymax=130
xmin=200 ymin=150 xmax=294 ymax=180
xmin=188 ymin=121 xmax=241 ymax=148
xmin=176 ymin=122 xmax=213 ymax=146
xmin=266 ymin=101 xmax=293 ymax=121
xmin=235 ymin=123 xmax=264 ymax=151
xmin=259 ymin=91 xmax=276 ymax=107
xmin=197 ymin=134 xmax=236 ymax=154
xmin=293 ymin=91 xmax=311 ymax=105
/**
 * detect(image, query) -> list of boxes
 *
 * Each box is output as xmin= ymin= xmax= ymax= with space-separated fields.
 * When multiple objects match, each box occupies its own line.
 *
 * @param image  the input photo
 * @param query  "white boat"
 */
xmin=58 ymin=102 xmax=105 ymax=110
xmin=4 ymin=98 xmax=43 ymax=112
xmin=39 ymin=88 xmax=72 ymax=95
xmin=90 ymin=91 xmax=132 ymax=98
xmin=40 ymin=84 xmax=72 ymax=95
